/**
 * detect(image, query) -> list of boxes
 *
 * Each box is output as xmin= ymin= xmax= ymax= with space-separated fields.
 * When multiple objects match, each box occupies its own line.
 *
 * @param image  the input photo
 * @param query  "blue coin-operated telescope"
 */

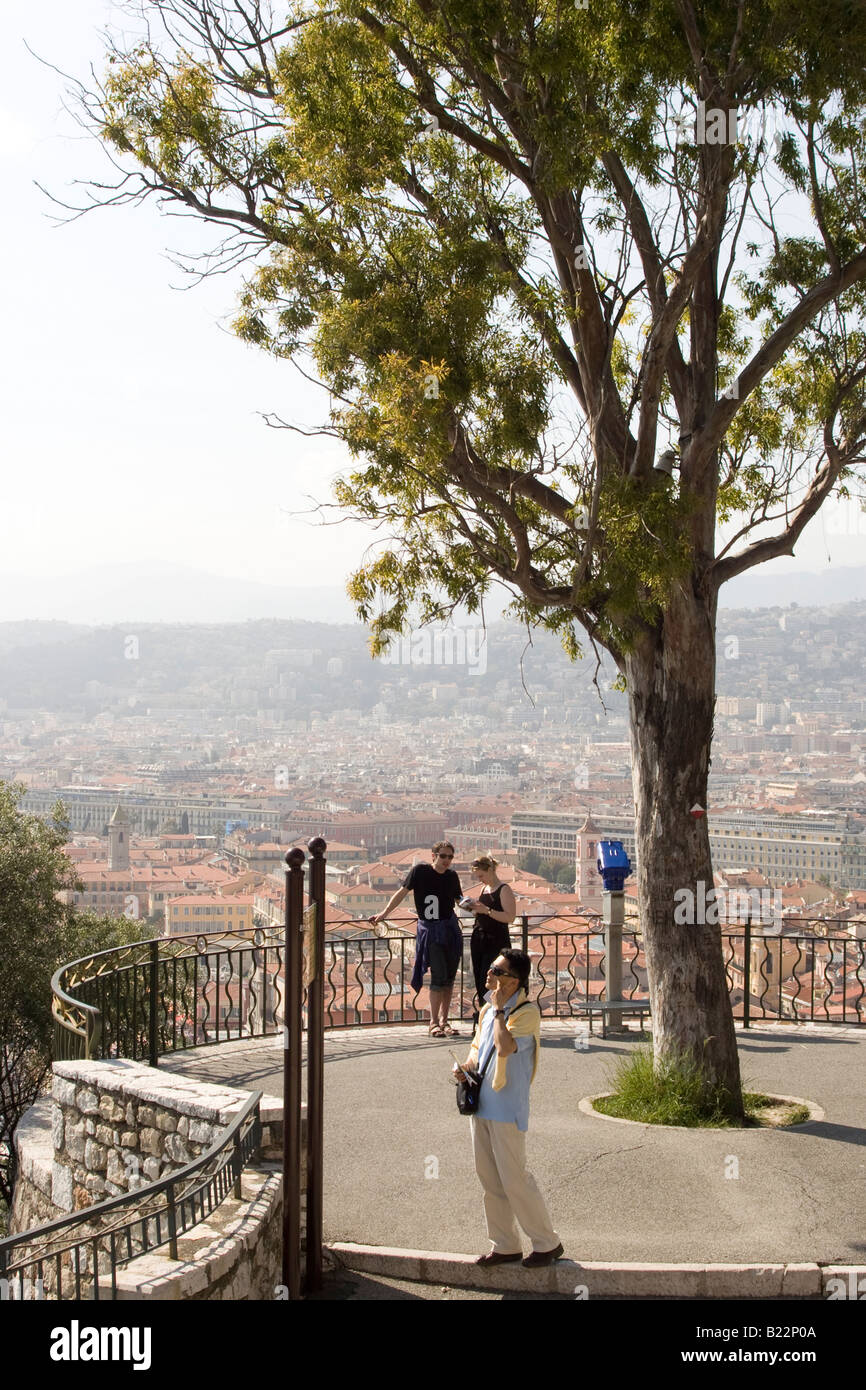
xmin=597 ymin=840 xmax=631 ymax=893
xmin=597 ymin=841 xmax=633 ymax=1007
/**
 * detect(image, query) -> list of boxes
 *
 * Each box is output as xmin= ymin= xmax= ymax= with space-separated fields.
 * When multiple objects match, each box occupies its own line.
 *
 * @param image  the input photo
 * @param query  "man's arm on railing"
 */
xmin=370 ymin=885 xmax=410 ymax=926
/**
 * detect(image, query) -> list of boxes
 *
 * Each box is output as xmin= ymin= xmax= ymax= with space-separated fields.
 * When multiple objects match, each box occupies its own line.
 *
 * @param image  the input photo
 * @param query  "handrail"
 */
xmin=0 ymin=1089 xmax=262 ymax=1299
xmin=50 ymin=916 xmax=866 ymax=1065
xmin=51 ymin=927 xmax=286 ymax=1061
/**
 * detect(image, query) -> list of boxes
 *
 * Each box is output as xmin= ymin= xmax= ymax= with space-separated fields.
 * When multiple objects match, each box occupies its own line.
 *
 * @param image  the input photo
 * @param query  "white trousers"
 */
xmin=470 ymin=1116 xmax=559 ymax=1253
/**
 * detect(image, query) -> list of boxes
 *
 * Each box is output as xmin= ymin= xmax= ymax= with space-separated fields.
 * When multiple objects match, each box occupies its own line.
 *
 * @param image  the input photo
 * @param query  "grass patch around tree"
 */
xmin=592 ymin=1046 xmax=811 ymax=1128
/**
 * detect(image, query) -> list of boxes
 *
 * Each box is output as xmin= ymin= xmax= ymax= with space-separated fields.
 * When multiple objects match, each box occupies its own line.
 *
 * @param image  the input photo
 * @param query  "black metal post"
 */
xmin=281 ymin=848 xmax=305 ymax=1300
xmin=305 ymin=837 xmax=327 ymax=1293
xmin=520 ymin=913 xmax=529 ymax=954
xmin=742 ymin=908 xmax=752 ymax=1030
xmin=148 ymin=939 xmax=159 ymax=1068
xmin=232 ymin=1126 xmax=243 ymax=1200
xmin=166 ymin=1180 xmax=178 ymax=1261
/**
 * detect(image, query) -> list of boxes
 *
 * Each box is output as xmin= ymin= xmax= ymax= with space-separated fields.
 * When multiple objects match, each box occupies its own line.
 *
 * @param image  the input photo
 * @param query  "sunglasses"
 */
xmin=436 ymin=853 xmax=454 ymax=859
xmin=489 ymin=966 xmax=518 ymax=978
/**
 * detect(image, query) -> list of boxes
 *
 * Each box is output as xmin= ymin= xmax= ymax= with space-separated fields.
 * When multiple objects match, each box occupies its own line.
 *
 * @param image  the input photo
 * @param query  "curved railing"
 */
xmin=52 ymin=927 xmax=290 ymax=1065
xmin=52 ymin=914 xmax=866 ymax=1063
xmin=0 ymin=1090 xmax=262 ymax=1300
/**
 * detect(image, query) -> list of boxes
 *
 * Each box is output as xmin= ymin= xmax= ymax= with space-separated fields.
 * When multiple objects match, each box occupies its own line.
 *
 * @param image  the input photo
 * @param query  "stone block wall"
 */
xmin=114 ymin=1167 xmax=284 ymax=1300
xmin=46 ymin=1060 xmax=253 ymax=1215
xmin=10 ymin=1060 xmax=293 ymax=1299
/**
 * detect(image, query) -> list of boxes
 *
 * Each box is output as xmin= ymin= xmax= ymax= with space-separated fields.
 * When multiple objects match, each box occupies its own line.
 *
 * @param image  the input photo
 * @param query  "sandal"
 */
xmin=441 ymin=1024 xmax=460 ymax=1037
xmin=429 ymin=1023 xmax=445 ymax=1037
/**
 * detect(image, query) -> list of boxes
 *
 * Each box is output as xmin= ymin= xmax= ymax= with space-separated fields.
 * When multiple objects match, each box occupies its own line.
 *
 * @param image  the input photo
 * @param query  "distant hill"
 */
xmin=0 ymin=599 xmax=862 ymax=718
xmin=719 ymin=565 xmax=866 ymax=610
xmin=0 ymin=563 xmax=357 ymax=625
xmin=2 ymin=559 xmax=865 ymax=624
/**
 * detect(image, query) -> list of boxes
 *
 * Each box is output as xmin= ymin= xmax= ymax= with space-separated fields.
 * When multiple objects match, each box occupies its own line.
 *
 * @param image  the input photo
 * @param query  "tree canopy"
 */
xmin=63 ymin=0 xmax=866 ymax=665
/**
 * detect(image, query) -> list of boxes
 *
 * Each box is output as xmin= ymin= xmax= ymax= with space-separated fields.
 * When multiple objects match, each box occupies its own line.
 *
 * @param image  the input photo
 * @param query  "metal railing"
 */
xmin=51 ymin=929 xmax=288 ymax=1065
xmin=0 ymin=1090 xmax=261 ymax=1300
xmin=28 ymin=905 xmax=866 ymax=1301
xmin=725 ymin=922 xmax=866 ymax=1026
xmin=51 ymin=914 xmax=866 ymax=1063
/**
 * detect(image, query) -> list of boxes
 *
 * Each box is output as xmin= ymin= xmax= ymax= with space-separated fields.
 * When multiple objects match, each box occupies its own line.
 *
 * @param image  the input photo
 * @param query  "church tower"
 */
xmin=574 ymin=812 xmax=602 ymax=912
xmin=109 ymin=804 xmax=130 ymax=871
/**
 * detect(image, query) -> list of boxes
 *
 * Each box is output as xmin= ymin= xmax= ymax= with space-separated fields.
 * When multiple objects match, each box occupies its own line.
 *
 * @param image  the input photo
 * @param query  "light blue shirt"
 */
xmin=475 ymin=991 xmax=536 ymax=1131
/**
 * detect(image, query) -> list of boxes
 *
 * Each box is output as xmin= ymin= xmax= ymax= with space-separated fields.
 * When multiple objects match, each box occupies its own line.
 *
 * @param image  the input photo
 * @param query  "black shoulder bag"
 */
xmin=455 ymin=1002 xmax=531 ymax=1116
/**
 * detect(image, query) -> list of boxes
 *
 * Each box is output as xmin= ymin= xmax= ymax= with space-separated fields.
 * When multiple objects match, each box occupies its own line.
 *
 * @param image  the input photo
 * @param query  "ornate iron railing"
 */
xmin=51 ymin=915 xmax=866 ymax=1063
xmin=52 ymin=928 xmax=287 ymax=1065
xmin=0 ymin=1090 xmax=261 ymax=1300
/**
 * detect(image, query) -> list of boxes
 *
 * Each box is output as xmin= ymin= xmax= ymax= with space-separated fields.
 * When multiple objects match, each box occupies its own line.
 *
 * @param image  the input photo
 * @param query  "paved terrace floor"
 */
xmin=162 ymin=1022 xmax=866 ymax=1266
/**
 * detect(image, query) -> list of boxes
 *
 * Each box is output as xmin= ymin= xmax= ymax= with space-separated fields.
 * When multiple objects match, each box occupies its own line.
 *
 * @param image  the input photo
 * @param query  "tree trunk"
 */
xmin=624 ymin=582 xmax=743 ymax=1117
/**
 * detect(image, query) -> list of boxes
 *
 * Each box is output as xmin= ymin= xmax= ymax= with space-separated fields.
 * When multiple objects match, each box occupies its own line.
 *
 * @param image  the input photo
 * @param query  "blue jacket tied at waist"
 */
xmin=411 ymin=915 xmax=461 ymax=993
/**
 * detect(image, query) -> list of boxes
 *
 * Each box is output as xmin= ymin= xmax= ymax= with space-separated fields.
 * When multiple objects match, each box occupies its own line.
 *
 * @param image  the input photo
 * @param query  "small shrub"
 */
xmin=593 ymin=1047 xmax=808 ymax=1128
xmin=593 ymin=1045 xmax=745 ymax=1128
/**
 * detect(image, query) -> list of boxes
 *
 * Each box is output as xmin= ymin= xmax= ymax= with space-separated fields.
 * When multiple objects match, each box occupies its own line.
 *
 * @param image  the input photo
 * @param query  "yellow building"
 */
xmin=166 ymin=895 xmax=254 ymax=937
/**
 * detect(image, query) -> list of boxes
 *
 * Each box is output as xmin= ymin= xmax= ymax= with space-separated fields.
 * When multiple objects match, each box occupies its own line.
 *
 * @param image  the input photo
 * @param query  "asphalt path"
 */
xmin=164 ymin=1021 xmax=866 ymax=1267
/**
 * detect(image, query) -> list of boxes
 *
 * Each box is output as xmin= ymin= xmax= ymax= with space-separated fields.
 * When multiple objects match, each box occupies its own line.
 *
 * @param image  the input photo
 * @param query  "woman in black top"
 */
xmin=462 ymin=856 xmax=516 ymax=1025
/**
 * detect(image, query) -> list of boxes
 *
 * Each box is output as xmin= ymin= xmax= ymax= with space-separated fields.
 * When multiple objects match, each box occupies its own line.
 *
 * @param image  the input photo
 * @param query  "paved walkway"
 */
xmin=163 ymin=1021 xmax=866 ymax=1267
xmin=308 ymin=1268 xmax=574 ymax=1300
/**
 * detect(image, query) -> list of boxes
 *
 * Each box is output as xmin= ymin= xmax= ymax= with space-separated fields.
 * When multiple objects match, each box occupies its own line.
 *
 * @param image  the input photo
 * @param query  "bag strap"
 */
xmin=475 ymin=999 xmax=532 ymax=1080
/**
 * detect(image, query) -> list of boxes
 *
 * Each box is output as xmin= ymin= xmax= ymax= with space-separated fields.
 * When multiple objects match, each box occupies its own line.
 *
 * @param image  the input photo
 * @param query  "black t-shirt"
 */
xmin=402 ymin=863 xmax=463 ymax=922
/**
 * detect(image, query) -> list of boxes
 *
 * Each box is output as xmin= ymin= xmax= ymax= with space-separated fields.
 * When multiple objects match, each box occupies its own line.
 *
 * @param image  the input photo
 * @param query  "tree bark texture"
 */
xmin=625 ymin=581 xmax=744 ymax=1115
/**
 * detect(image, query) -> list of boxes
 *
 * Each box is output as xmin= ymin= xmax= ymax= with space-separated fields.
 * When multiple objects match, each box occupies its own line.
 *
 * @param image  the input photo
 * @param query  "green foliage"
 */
xmin=593 ymin=1044 xmax=747 ymax=1126
xmin=88 ymin=0 xmax=866 ymax=671
xmin=0 ymin=781 xmax=154 ymax=1203
xmin=518 ymin=849 xmax=541 ymax=875
xmin=0 ymin=782 xmax=146 ymax=1050
xmin=593 ymin=1044 xmax=808 ymax=1126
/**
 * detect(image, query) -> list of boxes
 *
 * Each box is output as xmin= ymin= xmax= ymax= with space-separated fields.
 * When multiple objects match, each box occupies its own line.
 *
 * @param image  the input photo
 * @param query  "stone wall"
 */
xmin=8 ymin=1096 xmax=55 ymax=1235
xmin=46 ymin=1060 xmax=254 ymax=1215
xmin=114 ymin=1166 xmax=284 ymax=1300
xmin=10 ymin=1060 xmax=292 ymax=1300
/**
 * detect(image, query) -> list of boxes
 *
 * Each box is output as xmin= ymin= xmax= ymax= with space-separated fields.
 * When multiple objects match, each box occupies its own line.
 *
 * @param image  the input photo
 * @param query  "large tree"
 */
xmin=64 ymin=0 xmax=866 ymax=1114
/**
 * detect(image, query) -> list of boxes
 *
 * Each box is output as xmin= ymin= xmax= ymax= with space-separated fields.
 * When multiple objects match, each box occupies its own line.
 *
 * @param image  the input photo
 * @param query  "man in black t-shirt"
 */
xmin=371 ymin=842 xmax=464 ymax=1037
xmin=402 ymin=859 xmax=462 ymax=923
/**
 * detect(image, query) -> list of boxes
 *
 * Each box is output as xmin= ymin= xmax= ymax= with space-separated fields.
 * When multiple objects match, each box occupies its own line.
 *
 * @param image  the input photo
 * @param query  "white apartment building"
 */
xmin=21 ymin=786 xmax=280 ymax=836
xmin=510 ymin=809 xmax=866 ymax=888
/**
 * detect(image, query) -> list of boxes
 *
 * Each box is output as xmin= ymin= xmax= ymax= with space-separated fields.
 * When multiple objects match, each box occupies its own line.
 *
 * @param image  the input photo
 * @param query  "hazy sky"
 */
xmin=1 ymin=1 xmax=864 ymax=612
xmin=1 ymin=0 xmax=377 ymax=594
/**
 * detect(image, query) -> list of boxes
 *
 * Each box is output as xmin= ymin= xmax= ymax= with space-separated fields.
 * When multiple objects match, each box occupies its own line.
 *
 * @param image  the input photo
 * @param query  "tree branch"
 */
xmin=700 ymin=247 xmax=866 ymax=459
xmin=601 ymin=151 xmax=691 ymax=419
xmin=354 ymin=7 xmax=534 ymax=184
xmin=707 ymin=373 xmax=866 ymax=589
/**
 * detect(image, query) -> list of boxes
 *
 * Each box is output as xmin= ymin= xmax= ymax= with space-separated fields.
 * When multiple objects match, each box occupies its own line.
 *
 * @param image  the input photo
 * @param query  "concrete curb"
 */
xmin=578 ymin=1092 xmax=825 ymax=1129
xmin=326 ymin=1243 xmax=863 ymax=1299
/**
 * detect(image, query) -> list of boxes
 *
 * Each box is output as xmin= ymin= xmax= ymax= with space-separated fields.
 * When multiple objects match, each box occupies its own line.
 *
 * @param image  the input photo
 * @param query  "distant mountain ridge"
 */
xmin=719 ymin=565 xmax=866 ymax=610
xmin=1 ymin=559 xmax=865 ymax=624
xmin=0 ymin=563 xmax=357 ymax=625
xmin=1 ymin=601 xmax=862 ymax=719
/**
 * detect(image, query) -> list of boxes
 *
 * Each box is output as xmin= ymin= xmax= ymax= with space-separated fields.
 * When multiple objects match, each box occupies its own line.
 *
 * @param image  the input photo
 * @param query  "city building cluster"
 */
xmin=1 ymin=602 xmax=863 ymax=955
